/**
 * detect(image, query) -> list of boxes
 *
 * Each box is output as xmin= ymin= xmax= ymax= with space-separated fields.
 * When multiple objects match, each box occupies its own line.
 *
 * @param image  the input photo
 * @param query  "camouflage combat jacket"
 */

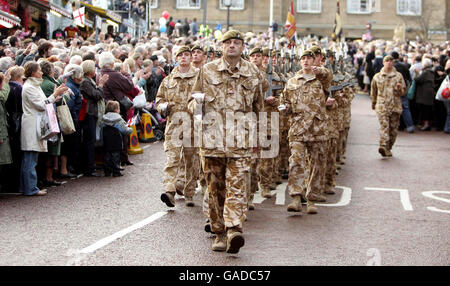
xmin=281 ymin=68 xmax=332 ymax=142
xmin=370 ymin=67 xmax=406 ymax=114
xmin=188 ymin=57 xmax=264 ymax=158
xmin=156 ymin=66 xmax=199 ymax=151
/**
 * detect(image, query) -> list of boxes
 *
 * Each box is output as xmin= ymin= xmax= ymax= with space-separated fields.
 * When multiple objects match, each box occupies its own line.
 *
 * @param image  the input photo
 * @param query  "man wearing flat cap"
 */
xmin=280 ymin=50 xmax=333 ymax=215
xmin=370 ymin=55 xmax=406 ymax=157
xmin=188 ymin=30 xmax=264 ymax=254
xmin=157 ymin=46 xmax=200 ymax=208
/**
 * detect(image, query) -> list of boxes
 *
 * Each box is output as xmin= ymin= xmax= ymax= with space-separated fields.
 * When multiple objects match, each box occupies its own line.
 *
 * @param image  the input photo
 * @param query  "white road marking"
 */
xmin=365 ymin=187 xmax=413 ymax=211
xmin=317 ymin=186 xmax=352 ymax=207
xmin=422 ymin=191 xmax=450 ymax=214
xmin=275 ymin=183 xmax=287 ymax=205
xmin=78 ymin=211 xmax=167 ymax=255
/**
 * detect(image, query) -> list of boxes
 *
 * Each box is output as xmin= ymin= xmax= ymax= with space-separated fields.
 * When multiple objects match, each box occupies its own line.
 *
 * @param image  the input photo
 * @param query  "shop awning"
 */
xmin=29 ymin=0 xmax=51 ymax=11
xmin=0 ymin=10 xmax=21 ymax=27
xmin=50 ymin=3 xmax=73 ymax=19
xmin=80 ymin=1 xmax=122 ymax=24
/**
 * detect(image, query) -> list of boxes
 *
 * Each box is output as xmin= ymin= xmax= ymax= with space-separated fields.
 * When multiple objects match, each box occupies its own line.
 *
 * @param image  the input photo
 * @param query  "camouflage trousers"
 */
xmin=377 ymin=112 xmax=401 ymax=149
xmin=336 ymin=130 xmax=345 ymax=164
xmin=163 ymin=147 xmax=200 ymax=198
xmin=258 ymin=157 xmax=276 ymax=189
xmin=279 ymin=128 xmax=290 ymax=174
xmin=341 ymin=127 xmax=350 ymax=159
xmin=287 ymin=141 xmax=326 ymax=201
xmin=203 ymin=157 xmax=251 ymax=234
xmin=325 ymin=138 xmax=338 ymax=189
xmin=248 ymin=159 xmax=259 ymax=199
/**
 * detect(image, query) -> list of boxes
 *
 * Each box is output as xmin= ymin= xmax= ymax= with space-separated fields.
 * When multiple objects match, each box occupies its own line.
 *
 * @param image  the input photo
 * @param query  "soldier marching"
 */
xmin=156 ymin=29 xmax=357 ymax=254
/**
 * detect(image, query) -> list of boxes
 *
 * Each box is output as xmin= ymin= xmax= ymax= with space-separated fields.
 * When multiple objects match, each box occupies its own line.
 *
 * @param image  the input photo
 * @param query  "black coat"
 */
xmin=394 ymin=60 xmax=412 ymax=86
xmin=80 ymin=76 xmax=104 ymax=118
xmin=415 ymin=68 xmax=435 ymax=106
xmin=102 ymin=125 xmax=123 ymax=152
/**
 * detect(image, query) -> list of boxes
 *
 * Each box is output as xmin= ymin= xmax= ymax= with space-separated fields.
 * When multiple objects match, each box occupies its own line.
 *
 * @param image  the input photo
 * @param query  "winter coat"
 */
xmin=21 ymin=77 xmax=57 ymax=152
xmin=65 ymin=77 xmax=82 ymax=127
xmin=5 ymin=81 xmax=23 ymax=137
xmin=415 ymin=67 xmax=435 ymax=106
xmin=80 ymin=76 xmax=104 ymax=118
xmin=102 ymin=112 xmax=132 ymax=152
xmin=0 ymin=83 xmax=12 ymax=165
xmin=101 ymin=68 xmax=134 ymax=103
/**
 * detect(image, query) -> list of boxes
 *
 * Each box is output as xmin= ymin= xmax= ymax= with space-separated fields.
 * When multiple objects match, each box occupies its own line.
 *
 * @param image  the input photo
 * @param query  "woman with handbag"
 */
xmin=4 ymin=66 xmax=25 ymax=193
xmin=62 ymin=64 xmax=84 ymax=175
xmin=40 ymin=60 xmax=64 ymax=186
xmin=80 ymin=60 xmax=109 ymax=177
xmin=20 ymin=61 xmax=67 ymax=196
xmin=99 ymin=52 xmax=138 ymax=166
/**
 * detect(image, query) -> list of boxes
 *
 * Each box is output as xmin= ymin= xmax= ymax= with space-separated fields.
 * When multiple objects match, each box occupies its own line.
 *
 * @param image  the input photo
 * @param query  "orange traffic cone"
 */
xmin=128 ymin=124 xmax=143 ymax=155
xmin=139 ymin=113 xmax=156 ymax=143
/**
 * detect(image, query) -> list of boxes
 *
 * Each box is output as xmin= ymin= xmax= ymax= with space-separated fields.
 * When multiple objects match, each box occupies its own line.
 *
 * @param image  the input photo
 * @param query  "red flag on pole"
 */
xmin=285 ymin=1 xmax=296 ymax=42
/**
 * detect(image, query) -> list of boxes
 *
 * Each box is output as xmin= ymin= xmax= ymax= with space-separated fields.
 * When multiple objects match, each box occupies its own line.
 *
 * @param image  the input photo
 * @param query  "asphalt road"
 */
xmin=1 ymin=93 xmax=449 ymax=266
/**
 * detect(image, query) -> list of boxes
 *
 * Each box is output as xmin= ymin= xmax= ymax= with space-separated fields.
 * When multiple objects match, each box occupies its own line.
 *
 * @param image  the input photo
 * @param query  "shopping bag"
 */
xmin=133 ymin=93 xmax=146 ymax=109
xmin=37 ymin=101 xmax=60 ymax=140
xmin=436 ymin=75 xmax=450 ymax=102
xmin=407 ymin=80 xmax=416 ymax=100
xmin=57 ymin=98 xmax=76 ymax=135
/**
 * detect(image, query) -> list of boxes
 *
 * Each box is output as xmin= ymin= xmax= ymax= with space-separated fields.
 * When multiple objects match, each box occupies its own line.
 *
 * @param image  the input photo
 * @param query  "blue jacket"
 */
xmin=65 ymin=78 xmax=82 ymax=128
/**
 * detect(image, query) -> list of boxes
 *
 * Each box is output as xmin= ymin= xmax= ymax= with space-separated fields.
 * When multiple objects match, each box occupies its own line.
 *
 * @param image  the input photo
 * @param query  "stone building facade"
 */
xmin=147 ymin=0 xmax=449 ymax=41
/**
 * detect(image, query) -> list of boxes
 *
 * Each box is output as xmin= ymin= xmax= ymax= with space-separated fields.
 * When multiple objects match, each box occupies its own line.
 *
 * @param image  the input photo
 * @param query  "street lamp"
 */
xmin=223 ymin=0 xmax=232 ymax=31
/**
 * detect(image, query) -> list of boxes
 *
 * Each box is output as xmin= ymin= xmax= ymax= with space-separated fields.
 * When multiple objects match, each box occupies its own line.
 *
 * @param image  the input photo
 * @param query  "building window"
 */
xmin=347 ymin=0 xmax=372 ymax=14
xmin=176 ymin=0 xmax=201 ymax=9
xmin=219 ymin=0 xmax=245 ymax=10
xmin=397 ymin=0 xmax=421 ymax=16
xmin=150 ymin=0 xmax=158 ymax=8
xmin=297 ymin=0 xmax=321 ymax=13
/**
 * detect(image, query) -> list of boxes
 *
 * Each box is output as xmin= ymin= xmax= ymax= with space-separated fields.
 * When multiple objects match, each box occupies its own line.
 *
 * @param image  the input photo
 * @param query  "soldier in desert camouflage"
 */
xmin=156 ymin=46 xmax=200 ymax=208
xmin=188 ymin=30 xmax=264 ymax=254
xmin=370 ymin=55 xmax=406 ymax=157
xmin=280 ymin=50 xmax=334 ymax=215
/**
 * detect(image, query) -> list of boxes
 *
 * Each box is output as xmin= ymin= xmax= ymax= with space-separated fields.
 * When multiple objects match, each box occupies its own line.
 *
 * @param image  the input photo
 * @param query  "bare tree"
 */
xmin=401 ymin=0 xmax=445 ymax=42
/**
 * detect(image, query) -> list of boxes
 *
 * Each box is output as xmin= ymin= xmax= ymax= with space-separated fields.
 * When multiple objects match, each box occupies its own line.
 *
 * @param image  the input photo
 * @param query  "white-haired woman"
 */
xmin=60 ymin=64 xmax=84 ymax=176
xmin=99 ymin=51 xmax=138 ymax=166
xmin=414 ymin=58 xmax=436 ymax=131
xmin=79 ymin=60 xmax=109 ymax=177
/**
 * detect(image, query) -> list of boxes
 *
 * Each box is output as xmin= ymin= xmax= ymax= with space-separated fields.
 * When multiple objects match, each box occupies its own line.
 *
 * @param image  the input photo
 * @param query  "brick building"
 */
xmin=146 ymin=0 xmax=449 ymax=41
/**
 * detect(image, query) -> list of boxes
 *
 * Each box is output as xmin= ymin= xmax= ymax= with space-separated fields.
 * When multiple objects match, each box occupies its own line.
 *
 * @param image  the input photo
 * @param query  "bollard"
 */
xmin=139 ymin=113 xmax=156 ymax=143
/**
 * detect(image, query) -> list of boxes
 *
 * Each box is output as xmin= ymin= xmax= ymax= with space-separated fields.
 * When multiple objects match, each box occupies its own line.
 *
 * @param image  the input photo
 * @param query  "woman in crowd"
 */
xmin=61 ymin=64 xmax=83 ymax=176
xmin=20 ymin=61 xmax=67 ymax=196
xmin=39 ymin=60 xmax=63 ymax=186
xmin=414 ymin=58 xmax=436 ymax=131
xmin=79 ymin=60 xmax=109 ymax=177
xmin=0 ymin=71 xmax=12 ymax=183
xmin=99 ymin=52 xmax=137 ymax=166
xmin=4 ymin=66 xmax=25 ymax=192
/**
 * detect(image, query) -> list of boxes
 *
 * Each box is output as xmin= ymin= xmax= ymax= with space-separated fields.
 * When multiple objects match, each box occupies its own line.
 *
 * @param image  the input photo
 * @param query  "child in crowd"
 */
xmin=102 ymin=101 xmax=132 ymax=177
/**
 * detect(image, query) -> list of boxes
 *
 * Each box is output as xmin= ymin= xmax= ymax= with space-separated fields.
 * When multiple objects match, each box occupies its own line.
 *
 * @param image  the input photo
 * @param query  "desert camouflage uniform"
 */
xmin=370 ymin=67 xmax=406 ymax=150
xmin=258 ymin=67 xmax=281 ymax=193
xmin=188 ymin=57 xmax=264 ymax=234
xmin=341 ymin=72 xmax=355 ymax=159
xmin=156 ymin=66 xmax=200 ymax=199
xmin=281 ymin=67 xmax=332 ymax=201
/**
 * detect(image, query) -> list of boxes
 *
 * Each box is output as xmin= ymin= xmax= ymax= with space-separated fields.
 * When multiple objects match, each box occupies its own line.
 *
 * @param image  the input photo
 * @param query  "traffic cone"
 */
xmin=139 ymin=113 xmax=156 ymax=143
xmin=128 ymin=125 xmax=143 ymax=155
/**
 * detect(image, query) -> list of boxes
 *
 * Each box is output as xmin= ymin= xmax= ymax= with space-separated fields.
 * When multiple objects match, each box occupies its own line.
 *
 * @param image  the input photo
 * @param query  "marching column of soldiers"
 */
xmin=155 ymin=30 xmax=356 ymax=254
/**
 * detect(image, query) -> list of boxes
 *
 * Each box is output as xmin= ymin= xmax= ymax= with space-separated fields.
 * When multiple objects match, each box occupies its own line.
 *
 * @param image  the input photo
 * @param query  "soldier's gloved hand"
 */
xmin=278 ymin=104 xmax=287 ymax=112
xmin=159 ymin=102 xmax=168 ymax=113
xmin=326 ymin=97 xmax=335 ymax=107
xmin=192 ymin=93 xmax=205 ymax=104
xmin=265 ymin=96 xmax=276 ymax=105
